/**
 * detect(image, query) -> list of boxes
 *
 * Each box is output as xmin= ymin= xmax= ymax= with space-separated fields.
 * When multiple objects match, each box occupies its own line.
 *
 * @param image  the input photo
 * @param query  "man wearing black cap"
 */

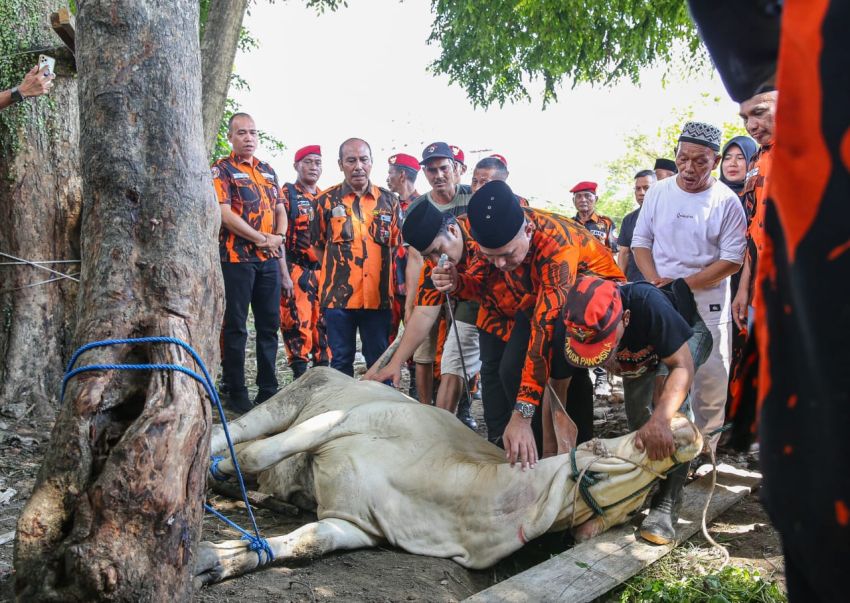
xmin=653 ymin=158 xmax=678 ymax=181
xmin=562 ymin=276 xmax=712 ymax=544
xmin=401 ymin=142 xmax=478 ymax=428
xmin=632 ymin=121 xmax=747 ymax=452
xmin=430 ymin=181 xmax=625 ymax=468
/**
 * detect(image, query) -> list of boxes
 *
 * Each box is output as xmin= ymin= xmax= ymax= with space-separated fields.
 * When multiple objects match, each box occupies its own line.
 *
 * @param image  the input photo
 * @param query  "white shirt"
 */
xmin=631 ymin=176 xmax=746 ymax=325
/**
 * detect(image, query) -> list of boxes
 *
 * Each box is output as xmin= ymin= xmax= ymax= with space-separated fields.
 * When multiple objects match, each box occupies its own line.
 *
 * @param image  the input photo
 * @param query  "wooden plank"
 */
xmin=464 ymin=464 xmax=762 ymax=603
xmin=50 ymin=7 xmax=76 ymax=54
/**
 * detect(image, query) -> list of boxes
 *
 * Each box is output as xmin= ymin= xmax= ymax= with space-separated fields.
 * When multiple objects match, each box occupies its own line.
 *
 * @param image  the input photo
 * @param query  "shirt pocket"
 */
xmin=330 ymin=208 xmax=354 ymax=244
xmin=369 ymin=210 xmax=393 ymax=246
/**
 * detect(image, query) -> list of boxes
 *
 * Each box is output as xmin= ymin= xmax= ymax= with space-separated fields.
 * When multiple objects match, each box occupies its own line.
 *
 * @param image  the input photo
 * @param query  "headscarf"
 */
xmin=720 ymin=135 xmax=758 ymax=194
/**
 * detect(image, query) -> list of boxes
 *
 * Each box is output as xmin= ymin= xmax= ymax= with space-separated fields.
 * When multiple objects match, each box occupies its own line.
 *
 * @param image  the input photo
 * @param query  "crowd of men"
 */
xmin=211 ymin=100 xmax=778 ymax=546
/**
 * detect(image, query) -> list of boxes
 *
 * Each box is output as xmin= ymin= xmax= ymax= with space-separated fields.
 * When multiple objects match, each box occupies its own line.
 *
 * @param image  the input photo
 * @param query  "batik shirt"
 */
xmin=212 ymin=152 xmax=283 ymax=263
xmin=574 ymin=212 xmax=619 ymax=253
xmin=283 ymin=182 xmax=323 ymax=269
xmin=315 ymin=182 xmax=400 ymax=310
xmin=456 ymin=209 xmax=625 ymax=406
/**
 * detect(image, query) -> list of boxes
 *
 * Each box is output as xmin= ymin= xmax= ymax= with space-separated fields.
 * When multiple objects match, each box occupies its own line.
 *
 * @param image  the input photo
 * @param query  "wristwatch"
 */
xmin=514 ymin=402 xmax=535 ymax=419
xmin=10 ymin=87 xmax=24 ymax=104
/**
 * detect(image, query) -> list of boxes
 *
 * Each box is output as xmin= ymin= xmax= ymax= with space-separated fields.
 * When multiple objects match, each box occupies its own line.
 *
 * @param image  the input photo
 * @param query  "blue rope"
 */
xmin=63 ymin=336 xmax=274 ymax=564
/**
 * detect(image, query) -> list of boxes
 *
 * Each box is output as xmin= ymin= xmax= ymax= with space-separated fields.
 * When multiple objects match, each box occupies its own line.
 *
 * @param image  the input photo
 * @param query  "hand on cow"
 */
xmin=503 ymin=413 xmax=538 ymax=470
xmin=362 ymin=360 xmax=401 ymax=387
xmin=431 ymin=261 xmax=458 ymax=294
xmin=634 ymin=415 xmax=676 ymax=461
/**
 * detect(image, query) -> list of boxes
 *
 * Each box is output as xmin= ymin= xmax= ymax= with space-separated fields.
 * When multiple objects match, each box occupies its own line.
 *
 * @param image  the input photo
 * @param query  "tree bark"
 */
xmin=200 ymin=0 xmax=249 ymax=159
xmin=0 ymin=0 xmax=82 ymax=419
xmin=14 ymin=0 xmax=222 ymax=600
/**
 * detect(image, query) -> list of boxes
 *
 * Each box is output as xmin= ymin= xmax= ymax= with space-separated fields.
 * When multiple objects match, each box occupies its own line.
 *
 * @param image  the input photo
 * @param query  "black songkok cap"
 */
xmin=402 ymin=199 xmax=443 ymax=253
xmin=467 ymin=180 xmax=525 ymax=249
xmin=653 ymin=158 xmax=678 ymax=173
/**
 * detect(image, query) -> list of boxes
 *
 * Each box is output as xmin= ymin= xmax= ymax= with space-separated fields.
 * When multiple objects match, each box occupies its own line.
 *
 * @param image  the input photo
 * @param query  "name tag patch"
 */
xmin=232 ymin=172 xmax=250 ymax=180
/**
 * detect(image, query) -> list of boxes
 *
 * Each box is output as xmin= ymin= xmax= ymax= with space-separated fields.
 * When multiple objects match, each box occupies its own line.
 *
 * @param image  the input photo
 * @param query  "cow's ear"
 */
xmin=543 ymin=382 xmax=577 ymax=456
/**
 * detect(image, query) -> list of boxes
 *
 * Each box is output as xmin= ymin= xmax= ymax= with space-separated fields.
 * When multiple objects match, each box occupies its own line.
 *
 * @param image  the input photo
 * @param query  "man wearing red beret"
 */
xmin=387 ymin=153 xmax=421 ymax=395
xmin=570 ymin=181 xmax=619 ymax=253
xmin=279 ymin=144 xmax=330 ymax=380
xmin=450 ymin=144 xmax=468 ymax=184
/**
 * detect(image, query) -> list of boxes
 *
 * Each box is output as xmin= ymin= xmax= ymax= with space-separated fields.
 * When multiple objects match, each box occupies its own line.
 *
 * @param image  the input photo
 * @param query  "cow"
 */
xmin=195 ymin=368 xmax=702 ymax=586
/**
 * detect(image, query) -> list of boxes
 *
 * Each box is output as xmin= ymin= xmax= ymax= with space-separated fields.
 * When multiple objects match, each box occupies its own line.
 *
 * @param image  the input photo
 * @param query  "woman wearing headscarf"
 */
xmin=720 ymin=135 xmax=758 ymax=195
xmin=719 ymin=134 xmax=757 ymax=442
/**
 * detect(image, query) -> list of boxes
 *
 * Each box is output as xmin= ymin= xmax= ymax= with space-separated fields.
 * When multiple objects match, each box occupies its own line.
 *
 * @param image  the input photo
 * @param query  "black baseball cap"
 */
xmin=420 ymin=142 xmax=455 ymax=165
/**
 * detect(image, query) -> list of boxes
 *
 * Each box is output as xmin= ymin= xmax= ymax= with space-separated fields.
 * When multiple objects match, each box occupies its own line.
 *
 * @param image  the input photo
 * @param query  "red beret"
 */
xmin=388 ymin=153 xmax=420 ymax=172
xmin=489 ymin=153 xmax=508 ymax=168
xmin=450 ymin=144 xmax=465 ymax=164
xmin=569 ymin=181 xmax=598 ymax=194
xmin=294 ymin=145 xmax=321 ymax=162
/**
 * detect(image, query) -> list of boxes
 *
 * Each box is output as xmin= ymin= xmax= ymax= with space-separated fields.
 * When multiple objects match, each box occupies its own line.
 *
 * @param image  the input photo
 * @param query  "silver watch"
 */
xmin=513 ymin=402 xmax=535 ymax=419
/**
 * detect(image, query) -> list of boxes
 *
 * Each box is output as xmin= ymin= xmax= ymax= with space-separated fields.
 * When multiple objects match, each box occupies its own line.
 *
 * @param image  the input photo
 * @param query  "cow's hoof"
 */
xmin=194 ymin=539 xmax=261 ymax=587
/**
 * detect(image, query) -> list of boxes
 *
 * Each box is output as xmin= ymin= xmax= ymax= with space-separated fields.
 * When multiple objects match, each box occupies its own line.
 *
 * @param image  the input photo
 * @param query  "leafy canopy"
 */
xmin=428 ymin=0 xmax=703 ymax=108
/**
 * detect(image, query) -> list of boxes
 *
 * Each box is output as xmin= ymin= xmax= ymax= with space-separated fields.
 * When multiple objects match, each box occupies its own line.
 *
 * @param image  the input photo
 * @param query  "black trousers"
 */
xmin=221 ymin=260 xmax=281 ymax=399
xmin=478 ymin=311 xmax=593 ymax=452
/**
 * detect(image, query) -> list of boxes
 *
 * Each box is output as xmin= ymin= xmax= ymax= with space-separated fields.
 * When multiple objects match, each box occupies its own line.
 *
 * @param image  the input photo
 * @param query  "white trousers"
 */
xmin=692 ymin=320 xmax=732 ymax=451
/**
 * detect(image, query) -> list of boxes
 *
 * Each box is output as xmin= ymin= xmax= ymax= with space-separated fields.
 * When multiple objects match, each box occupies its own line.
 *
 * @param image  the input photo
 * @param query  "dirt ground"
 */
xmin=0 ymin=334 xmax=784 ymax=602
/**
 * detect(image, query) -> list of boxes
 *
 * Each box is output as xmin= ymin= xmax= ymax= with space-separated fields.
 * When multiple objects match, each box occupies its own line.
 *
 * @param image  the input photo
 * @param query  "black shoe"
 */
xmin=224 ymin=391 xmax=253 ymax=415
xmin=253 ymin=388 xmax=279 ymax=406
xmin=456 ymin=393 xmax=478 ymax=431
xmin=639 ymin=463 xmax=689 ymax=545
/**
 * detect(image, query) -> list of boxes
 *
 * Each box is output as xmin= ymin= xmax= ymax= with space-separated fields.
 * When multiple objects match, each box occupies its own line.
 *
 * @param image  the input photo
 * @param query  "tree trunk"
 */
xmin=14 ymin=0 xmax=223 ymax=599
xmin=200 ymin=0 xmax=249 ymax=158
xmin=0 ymin=0 xmax=82 ymax=419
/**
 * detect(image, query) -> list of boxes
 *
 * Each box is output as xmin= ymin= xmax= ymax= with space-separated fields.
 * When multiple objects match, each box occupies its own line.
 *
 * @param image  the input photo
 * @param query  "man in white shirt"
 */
xmin=632 ymin=121 xmax=747 ymax=451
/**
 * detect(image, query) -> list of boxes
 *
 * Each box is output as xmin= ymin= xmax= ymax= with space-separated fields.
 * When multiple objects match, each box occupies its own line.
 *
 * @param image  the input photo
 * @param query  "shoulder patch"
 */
xmin=211 ymin=166 xmax=220 ymax=179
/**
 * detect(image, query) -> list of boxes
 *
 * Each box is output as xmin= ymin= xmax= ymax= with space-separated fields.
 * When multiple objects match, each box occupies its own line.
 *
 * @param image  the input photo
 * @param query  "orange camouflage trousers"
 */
xmin=280 ymin=263 xmax=330 ymax=373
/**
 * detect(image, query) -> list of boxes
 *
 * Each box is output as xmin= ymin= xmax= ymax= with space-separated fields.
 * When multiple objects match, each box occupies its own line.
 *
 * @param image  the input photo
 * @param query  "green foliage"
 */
xmin=428 ymin=0 xmax=705 ymax=108
xmin=595 ymin=96 xmax=750 ymax=224
xmin=619 ymin=565 xmax=787 ymax=603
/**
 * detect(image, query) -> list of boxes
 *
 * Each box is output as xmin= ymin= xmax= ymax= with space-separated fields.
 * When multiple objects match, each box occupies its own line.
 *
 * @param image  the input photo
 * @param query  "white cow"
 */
xmin=196 ymin=368 xmax=701 ymax=586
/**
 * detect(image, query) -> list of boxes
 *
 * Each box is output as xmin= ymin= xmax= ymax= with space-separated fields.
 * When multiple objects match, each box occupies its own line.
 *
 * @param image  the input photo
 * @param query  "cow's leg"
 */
xmin=195 ymin=518 xmax=379 ymax=586
xmin=214 ymin=409 xmax=350 ymax=476
xmin=211 ymin=367 xmax=339 ymax=454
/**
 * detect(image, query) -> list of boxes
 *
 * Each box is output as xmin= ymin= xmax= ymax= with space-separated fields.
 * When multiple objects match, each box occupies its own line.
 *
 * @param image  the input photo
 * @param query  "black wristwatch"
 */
xmin=10 ymin=87 xmax=24 ymax=104
xmin=514 ymin=402 xmax=535 ymax=419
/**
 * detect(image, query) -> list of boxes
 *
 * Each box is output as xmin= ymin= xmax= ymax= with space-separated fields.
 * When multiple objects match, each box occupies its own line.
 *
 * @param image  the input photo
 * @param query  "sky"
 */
xmin=232 ymin=1 xmax=741 ymax=206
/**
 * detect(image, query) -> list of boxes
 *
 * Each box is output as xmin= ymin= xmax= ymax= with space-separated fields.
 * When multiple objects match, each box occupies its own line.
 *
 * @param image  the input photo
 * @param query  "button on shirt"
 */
xmin=212 ymin=152 xmax=283 ymax=263
xmin=315 ymin=182 xmax=400 ymax=310
xmin=631 ymin=176 xmax=747 ymax=325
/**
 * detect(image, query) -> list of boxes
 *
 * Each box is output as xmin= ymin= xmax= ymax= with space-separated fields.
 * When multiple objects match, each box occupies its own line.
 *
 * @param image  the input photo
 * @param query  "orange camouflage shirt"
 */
xmin=574 ymin=212 xmax=618 ymax=252
xmin=315 ymin=182 xmax=400 ymax=310
xmin=283 ymin=182 xmax=323 ymax=268
xmin=455 ymin=208 xmax=625 ymax=406
xmin=212 ymin=152 xmax=283 ymax=263
xmin=742 ymin=145 xmax=773 ymax=307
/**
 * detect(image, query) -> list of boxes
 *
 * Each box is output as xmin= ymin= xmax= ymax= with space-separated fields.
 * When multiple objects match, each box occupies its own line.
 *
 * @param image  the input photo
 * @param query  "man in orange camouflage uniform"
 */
xmin=315 ymin=138 xmax=400 ymax=377
xmin=691 ymin=1 xmax=850 ymax=599
xmin=370 ymin=184 xmax=624 ymax=463
xmin=212 ymin=112 xmax=285 ymax=413
xmin=570 ymin=180 xmax=619 ymax=398
xmin=280 ymin=145 xmax=329 ymax=380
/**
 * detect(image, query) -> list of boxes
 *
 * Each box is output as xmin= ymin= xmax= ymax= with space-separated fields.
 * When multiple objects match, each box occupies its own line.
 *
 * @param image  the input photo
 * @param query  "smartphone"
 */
xmin=38 ymin=54 xmax=56 ymax=77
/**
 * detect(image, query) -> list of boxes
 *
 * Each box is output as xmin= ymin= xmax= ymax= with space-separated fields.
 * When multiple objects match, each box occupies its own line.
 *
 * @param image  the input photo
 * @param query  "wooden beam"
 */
xmin=464 ymin=464 xmax=762 ymax=603
xmin=50 ymin=7 xmax=76 ymax=54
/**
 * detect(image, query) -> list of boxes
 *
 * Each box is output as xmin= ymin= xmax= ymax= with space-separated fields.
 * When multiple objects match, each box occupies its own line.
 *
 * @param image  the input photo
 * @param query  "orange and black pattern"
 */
xmin=740 ymin=146 xmax=773 ymax=307
xmin=315 ymin=182 xmax=400 ymax=310
xmin=280 ymin=263 xmax=329 ymax=366
xmin=212 ymin=152 xmax=283 ymax=263
xmin=455 ymin=209 xmax=624 ymax=406
xmin=283 ymin=182 xmax=323 ymax=269
xmin=574 ymin=212 xmax=618 ymax=253
xmin=700 ymin=1 xmax=850 ymax=597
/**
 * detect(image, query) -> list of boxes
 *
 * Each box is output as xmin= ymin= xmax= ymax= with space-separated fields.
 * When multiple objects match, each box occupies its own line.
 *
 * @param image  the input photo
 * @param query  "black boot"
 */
xmin=456 ymin=391 xmax=478 ymax=430
xmin=224 ymin=388 xmax=254 ymax=415
xmin=639 ymin=463 xmax=689 ymax=545
xmin=290 ymin=360 xmax=307 ymax=381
